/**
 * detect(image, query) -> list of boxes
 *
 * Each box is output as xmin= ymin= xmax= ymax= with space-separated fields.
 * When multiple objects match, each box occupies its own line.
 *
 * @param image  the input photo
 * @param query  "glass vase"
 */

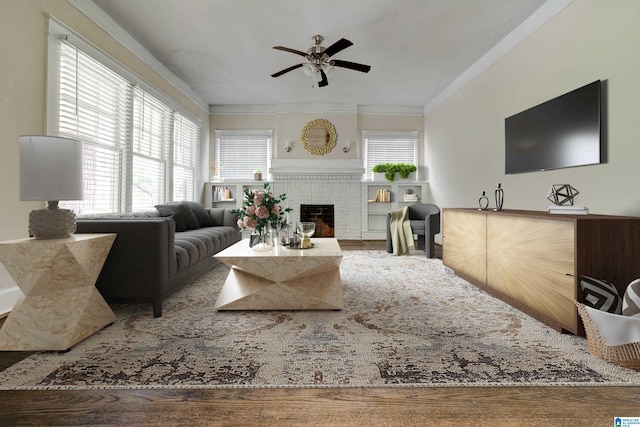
xmin=250 ymin=226 xmax=273 ymax=251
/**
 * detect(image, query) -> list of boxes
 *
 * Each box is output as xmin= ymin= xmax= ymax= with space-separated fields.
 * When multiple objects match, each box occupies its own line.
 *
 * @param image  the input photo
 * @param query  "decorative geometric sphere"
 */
xmin=546 ymin=184 xmax=579 ymax=206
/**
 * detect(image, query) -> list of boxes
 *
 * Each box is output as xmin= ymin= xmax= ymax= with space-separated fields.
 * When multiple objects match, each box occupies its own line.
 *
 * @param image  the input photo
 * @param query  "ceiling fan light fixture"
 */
xmin=271 ymin=34 xmax=371 ymax=88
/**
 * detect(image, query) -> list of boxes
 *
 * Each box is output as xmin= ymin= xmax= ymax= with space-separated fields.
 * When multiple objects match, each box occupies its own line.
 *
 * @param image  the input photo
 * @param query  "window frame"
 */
xmin=214 ymin=130 xmax=272 ymax=181
xmin=362 ymin=131 xmax=418 ymax=181
xmin=46 ymin=18 xmax=201 ymax=214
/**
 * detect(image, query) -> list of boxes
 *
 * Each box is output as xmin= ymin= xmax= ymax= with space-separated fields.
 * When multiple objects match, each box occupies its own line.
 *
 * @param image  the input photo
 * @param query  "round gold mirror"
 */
xmin=300 ymin=118 xmax=337 ymax=156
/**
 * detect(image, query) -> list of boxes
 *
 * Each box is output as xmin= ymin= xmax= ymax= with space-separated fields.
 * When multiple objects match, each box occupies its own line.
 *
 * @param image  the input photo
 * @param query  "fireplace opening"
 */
xmin=300 ymin=204 xmax=335 ymax=237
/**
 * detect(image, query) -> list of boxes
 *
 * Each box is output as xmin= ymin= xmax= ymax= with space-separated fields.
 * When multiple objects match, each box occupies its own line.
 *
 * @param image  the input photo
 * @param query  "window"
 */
xmin=363 ymin=131 xmax=418 ymax=180
xmin=47 ymin=20 xmax=201 ymax=214
xmin=214 ymin=130 xmax=271 ymax=181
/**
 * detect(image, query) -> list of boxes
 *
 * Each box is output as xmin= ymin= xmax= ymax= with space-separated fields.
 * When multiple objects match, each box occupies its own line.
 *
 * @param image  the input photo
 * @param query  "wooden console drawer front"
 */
xmin=486 ymin=216 xmax=576 ymax=331
xmin=443 ymin=210 xmax=487 ymax=285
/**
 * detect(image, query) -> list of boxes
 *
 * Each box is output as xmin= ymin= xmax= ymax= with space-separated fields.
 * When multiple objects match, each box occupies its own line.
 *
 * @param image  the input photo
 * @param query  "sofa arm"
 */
xmin=75 ymin=218 xmax=176 ymax=300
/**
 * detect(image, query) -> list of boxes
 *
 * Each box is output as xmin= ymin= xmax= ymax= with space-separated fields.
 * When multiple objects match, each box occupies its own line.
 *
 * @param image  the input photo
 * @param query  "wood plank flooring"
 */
xmin=1 ymin=241 xmax=639 ymax=426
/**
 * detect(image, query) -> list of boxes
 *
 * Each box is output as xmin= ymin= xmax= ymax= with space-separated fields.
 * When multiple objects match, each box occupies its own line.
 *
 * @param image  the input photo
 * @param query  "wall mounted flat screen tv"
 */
xmin=505 ymin=80 xmax=602 ymax=174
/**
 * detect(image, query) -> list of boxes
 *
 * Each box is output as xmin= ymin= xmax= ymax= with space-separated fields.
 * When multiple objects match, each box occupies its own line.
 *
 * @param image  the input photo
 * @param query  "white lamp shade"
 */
xmin=19 ymin=135 xmax=84 ymax=201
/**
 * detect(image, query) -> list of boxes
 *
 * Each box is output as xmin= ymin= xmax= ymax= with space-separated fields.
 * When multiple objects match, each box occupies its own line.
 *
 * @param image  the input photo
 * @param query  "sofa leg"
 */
xmin=153 ymin=298 xmax=162 ymax=318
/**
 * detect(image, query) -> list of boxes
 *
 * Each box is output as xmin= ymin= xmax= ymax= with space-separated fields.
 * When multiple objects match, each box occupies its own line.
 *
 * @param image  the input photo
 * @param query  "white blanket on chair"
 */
xmin=389 ymin=206 xmax=415 ymax=256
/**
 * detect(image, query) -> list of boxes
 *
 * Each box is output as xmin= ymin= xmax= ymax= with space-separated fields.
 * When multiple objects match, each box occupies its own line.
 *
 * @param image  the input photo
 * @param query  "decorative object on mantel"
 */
xmin=372 ymin=163 xmax=417 ymax=182
xmin=494 ymin=183 xmax=504 ymax=211
xmin=546 ymin=184 xmax=588 ymax=214
xmin=19 ymin=135 xmax=84 ymax=239
xmin=300 ymin=118 xmax=337 ymax=156
xmin=478 ymin=191 xmax=489 ymax=210
xmin=232 ymin=182 xmax=292 ymax=251
xmin=342 ymin=141 xmax=352 ymax=153
xmin=253 ymin=169 xmax=262 ymax=181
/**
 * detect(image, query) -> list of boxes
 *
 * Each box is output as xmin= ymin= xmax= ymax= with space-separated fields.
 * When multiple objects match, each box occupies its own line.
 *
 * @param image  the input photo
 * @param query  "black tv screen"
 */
xmin=505 ymin=80 xmax=602 ymax=174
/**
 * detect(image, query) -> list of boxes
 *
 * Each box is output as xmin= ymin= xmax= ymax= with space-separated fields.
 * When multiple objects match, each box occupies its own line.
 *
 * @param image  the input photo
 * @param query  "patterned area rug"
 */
xmin=2 ymin=251 xmax=640 ymax=390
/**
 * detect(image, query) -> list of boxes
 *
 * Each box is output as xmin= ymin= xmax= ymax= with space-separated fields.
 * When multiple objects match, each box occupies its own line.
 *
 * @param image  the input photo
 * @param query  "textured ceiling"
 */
xmin=91 ymin=0 xmax=546 ymax=108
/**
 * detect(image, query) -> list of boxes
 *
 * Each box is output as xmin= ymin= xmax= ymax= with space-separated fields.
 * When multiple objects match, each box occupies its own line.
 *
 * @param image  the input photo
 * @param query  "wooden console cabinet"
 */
xmin=443 ymin=209 xmax=640 ymax=335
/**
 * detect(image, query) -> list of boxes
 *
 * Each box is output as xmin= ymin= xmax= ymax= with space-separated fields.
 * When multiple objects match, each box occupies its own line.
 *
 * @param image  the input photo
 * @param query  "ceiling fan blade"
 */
xmin=273 ymin=46 xmax=308 ymax=57
xmin=323 ymin=38 xmax=353 ymax=57
xmin=331 ymin=59 xmax=371 ymax=73
xmin=271 ymin=63 xmax=304 ymax=78
xmin=318 ymin=69 xmax=329 ymax=87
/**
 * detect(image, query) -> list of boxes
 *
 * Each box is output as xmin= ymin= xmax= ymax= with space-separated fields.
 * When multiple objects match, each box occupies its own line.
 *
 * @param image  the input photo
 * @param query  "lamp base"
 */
xmin=28 ymin=203 xmax=76 ymax=239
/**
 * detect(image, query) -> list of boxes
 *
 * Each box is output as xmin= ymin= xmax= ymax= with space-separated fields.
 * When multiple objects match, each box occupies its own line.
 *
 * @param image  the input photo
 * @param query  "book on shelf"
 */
xmin=404 ymin=194 xmax=418 ymax=202
xmin=368 ymin=189 xmax=391 ymax=203
xmin=547 ymin=205 xmax=589 ymax=215
xmin=213 ymin=186 xmax=232 ymax=202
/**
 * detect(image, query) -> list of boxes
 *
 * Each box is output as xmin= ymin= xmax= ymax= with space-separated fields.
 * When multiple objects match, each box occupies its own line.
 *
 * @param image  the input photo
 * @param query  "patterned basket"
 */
xmin=575 ymin=301 xmax=640 ymax=371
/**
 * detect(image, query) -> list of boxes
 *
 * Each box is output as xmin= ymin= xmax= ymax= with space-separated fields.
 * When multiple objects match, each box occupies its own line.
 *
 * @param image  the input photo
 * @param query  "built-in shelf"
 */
xmin=361 ymin=181 xmax=429 ymax=239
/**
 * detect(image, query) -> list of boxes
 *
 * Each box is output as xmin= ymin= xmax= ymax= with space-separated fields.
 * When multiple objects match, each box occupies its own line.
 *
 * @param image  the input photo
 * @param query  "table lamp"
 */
xmin=19 ymin=135 xmax=83 ymax=239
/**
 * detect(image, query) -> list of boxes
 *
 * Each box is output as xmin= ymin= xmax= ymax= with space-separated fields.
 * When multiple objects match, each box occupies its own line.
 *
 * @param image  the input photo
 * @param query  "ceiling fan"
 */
xmin=271 ymin=35 xmax=371 ymax=87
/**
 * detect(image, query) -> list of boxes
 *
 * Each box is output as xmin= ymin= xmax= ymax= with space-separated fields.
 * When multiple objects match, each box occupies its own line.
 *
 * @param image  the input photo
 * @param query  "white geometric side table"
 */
xmin=0 ymin=233 xmax=116 ymax=351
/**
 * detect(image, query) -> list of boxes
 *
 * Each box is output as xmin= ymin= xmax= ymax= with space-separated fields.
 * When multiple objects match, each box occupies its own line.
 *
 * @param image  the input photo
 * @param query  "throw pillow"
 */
xmin=171 ymin=201 xmax=214 ymax=228
xmin=622 ymin=278 xmax=640 ymax=317
xmin=579 ymin=275 xmax=622 ymax=314
xmin=155 ymin=203 xmax=199 ymax=232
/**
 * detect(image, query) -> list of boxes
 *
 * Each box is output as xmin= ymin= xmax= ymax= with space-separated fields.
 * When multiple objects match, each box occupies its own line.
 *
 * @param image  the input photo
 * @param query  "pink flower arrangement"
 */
xmin=232 ymin=182 xmax=292 ymax=233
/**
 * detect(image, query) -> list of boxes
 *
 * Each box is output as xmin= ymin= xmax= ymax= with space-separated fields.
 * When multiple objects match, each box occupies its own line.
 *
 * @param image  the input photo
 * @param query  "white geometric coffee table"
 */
xmin=214 ymin=238 xmax=343 ymax=310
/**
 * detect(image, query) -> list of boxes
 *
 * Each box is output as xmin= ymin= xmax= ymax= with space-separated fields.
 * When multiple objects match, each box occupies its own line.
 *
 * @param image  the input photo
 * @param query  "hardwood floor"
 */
xmin=1 ymin=242 xmax=638 ymax=426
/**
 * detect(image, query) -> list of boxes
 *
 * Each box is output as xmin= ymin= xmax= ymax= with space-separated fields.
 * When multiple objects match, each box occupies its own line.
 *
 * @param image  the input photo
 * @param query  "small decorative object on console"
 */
xmin=494 ymin=183 xmax=504 ymax=211
xmin=478 ymin=191 xmax=489 ymax=210
xmin=546 ymin=184 xmax=587 ymax=214
xmin=547 ymin=184 xmax=579 ymax=206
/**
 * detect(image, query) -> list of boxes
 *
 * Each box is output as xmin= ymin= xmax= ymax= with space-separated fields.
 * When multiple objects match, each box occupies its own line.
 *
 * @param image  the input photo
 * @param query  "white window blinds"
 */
xmin=49 ymin=22 xmax=201 ymax=214
xmin=57 ymin=42 xmax=130 ymax=214
xmin=131 ymin=88 xmax=172 ymax=211
xmin=363 ymin=131 xmax=418 ymax=180
xmin=173 ymin=113 xmax=200 ymax=201
xmin=215 ymin=131 xmax=271 ymax=180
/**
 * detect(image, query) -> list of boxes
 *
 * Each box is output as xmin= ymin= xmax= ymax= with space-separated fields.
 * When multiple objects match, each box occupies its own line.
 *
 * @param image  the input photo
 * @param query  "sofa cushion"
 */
xmin=174 ymin=226 xmax=241 ymax=271
xmin=171 ymin=201 xmax=215 ymax=228
xmin=580 ymin=275 xmax=622 ymax=314
xmin=622 ymin=278 xmax=640 ymax=317
xmin=155 ymin=203 xmax=199 ymax=232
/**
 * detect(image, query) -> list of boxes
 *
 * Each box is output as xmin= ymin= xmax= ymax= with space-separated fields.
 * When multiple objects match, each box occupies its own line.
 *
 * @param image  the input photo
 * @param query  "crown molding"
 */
xmin=357 ymin=105 xmax=424 ymax=116
xmin=424 ymin=0 xmax=574 ymax=114
xmin=210 ymin=103 xmax=424 ymax=115
xmin=66 ymin=0 xmax=208 ymax=113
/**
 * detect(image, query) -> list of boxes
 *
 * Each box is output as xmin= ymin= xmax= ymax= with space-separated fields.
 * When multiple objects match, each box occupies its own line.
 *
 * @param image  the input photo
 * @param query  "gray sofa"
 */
xmin=76 ymin=201 xmax=241 ymax=317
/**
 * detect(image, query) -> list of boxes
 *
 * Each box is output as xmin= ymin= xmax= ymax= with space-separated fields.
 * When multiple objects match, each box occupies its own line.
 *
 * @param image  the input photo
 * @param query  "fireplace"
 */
xmin=300 ymin=204 xmax=335 ymax=237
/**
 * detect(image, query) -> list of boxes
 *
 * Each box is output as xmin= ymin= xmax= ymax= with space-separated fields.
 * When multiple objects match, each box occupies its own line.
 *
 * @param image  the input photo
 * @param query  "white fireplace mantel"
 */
xmin=270 ymin=159 xmax=364 ymax=177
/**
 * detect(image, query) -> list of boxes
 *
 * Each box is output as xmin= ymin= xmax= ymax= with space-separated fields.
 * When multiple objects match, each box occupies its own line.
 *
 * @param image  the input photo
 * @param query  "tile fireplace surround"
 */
xmin=270 ymin=159 xmax=363 ymax=240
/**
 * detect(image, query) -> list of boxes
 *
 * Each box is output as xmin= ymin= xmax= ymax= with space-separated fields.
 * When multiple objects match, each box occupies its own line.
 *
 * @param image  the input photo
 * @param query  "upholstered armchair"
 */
xmin=386 ymin=203 xmax=441 ymax=258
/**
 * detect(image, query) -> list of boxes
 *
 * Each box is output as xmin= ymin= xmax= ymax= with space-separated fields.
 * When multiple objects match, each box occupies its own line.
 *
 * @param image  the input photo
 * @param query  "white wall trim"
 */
xmin=66 ymin=0 xmax=208 ymax=113
xmin=210 ymin=104 xmax=425 ymax=116
xmin=424 ymin=0 xmax=574 ymax=114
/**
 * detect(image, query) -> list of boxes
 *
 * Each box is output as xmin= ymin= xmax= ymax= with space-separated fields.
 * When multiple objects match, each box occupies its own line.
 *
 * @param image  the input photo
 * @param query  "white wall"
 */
xmin=426 ymin=0 xmax=640 ymax=217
